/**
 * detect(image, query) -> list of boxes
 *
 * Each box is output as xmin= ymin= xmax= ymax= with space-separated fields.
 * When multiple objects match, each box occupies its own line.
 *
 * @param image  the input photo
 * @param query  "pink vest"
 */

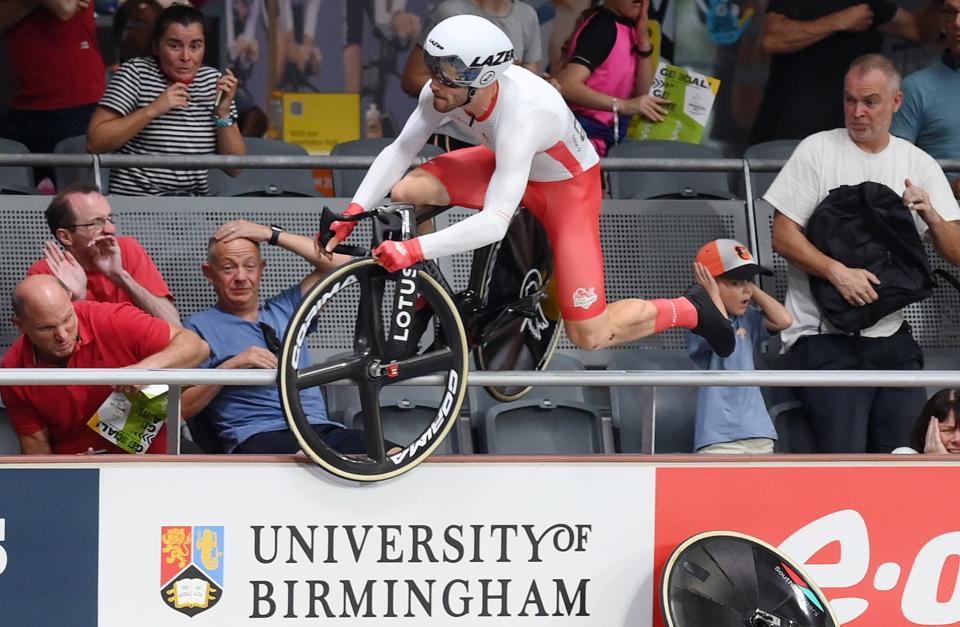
xmin=567 ymin=13 xmax=638 ymax=131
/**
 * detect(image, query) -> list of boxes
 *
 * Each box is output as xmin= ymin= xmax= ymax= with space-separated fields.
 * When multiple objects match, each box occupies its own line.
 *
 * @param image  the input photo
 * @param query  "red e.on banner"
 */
xmin=654 ymin=466 xmax=960 ymax=626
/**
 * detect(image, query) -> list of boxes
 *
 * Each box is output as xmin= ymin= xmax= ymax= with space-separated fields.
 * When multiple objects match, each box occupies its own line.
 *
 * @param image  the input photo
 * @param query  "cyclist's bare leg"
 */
xmin=564 ymin=289 xmax=735 ymax=357
xmin=563 ymin=300 xmax=658 ymax=351
xmin=391 ymin=168 xmax=449 ymax=235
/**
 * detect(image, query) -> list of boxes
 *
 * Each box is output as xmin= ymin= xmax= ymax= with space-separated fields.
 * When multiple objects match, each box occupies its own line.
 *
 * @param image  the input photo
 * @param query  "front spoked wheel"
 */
xmin=278 ymin=258 xmax=468 ymax=482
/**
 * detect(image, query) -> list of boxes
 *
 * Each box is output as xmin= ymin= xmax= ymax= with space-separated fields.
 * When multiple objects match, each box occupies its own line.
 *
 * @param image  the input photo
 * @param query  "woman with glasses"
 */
xmin=87 ymin=4 xmax=247 ymax=196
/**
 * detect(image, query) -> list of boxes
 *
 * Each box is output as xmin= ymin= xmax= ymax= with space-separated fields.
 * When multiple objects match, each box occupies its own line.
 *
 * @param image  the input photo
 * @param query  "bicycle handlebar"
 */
xmin=318 ymin=204 xmax=417 ymax=257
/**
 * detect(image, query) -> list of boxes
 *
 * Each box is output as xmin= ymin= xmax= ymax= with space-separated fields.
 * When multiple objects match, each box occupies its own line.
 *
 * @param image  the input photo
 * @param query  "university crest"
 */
xmin=160 ymin=525 xmax=224 ymax=617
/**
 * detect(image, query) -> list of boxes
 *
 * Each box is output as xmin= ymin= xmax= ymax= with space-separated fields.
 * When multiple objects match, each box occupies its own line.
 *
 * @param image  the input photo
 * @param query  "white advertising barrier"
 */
xmin=99 ymin=462 xmax=657 ymax=626
xmin=2 ymin=460 xmax=959 ymax=626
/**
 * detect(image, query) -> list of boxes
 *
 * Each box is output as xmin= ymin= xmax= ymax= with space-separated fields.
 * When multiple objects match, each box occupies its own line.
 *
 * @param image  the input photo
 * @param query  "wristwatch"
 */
xmin=269 ymin=224 xmax=284 ymax=246
xmin=214 ymin=115 xmax=237 ymax=128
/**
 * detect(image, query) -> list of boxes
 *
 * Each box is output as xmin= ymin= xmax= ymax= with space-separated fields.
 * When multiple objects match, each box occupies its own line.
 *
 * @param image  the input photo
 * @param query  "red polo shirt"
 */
xmin=28 ymin=237 xmax=173 ymax=304
xmin=5 ymin=3 xmax=105 ymax=110
xmin=1 ymin=301 xmax=172 ymax=454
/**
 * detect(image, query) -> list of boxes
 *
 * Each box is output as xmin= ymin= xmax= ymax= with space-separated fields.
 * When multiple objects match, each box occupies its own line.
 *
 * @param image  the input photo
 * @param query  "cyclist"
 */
xmin=323 ymin=14 xmax=735 ymax=357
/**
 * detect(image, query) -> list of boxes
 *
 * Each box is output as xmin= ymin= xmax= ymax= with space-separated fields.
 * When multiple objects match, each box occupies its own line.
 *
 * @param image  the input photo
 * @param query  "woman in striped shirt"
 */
xmin=87 ymin=4 xmax=246 ymax=196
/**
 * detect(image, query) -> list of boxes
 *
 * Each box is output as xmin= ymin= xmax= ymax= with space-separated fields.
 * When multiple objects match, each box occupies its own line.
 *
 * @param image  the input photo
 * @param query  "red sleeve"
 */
xmin=121 ymin=237 xmax=173 ymax=299
xmin=94 ymin=302 xmax=172 ymax=360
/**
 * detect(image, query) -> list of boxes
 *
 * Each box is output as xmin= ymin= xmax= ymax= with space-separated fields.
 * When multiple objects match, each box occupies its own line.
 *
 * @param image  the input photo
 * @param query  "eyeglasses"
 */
xmin=62 ymin=216 xmax=116 ymax=230
xmin=259 ymin=321 xmax=281 ymax=356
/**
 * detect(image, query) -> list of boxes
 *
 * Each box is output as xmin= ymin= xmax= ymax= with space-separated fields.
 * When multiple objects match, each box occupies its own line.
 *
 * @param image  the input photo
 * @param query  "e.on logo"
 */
xmin=780 ymin=510 xmax=960 ymax=624
xmin=654 ymin=467 xmax=960 ymax=626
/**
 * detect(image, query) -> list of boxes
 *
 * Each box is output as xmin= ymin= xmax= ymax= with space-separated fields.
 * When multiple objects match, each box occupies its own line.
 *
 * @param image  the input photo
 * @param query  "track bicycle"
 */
xmin=278 ymin=202 xmax=562 ymax=481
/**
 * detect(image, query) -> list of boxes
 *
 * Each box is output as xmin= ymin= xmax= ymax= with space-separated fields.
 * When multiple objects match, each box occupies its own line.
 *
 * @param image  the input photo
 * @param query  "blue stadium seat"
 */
xmin=467 ymin=352 xmax=588 ymax=426
xmin=607 ymin=350 xmax=696 ymax=453
xmin=54 ymin=135 xmax=109 ymax=191
xmin=330 ymin=138 xmax=442 ymax=197
xmin=207 ymin=138 xmax=317 ymax=197
xmin=743 ymin=139 xmax=799 ymax=199
xmin=482 ymin=398 xmax=603 ymax=454
xmin=607 ymin=140 xmax=736 ymax=200
xmin=0 ymin=137 xmax=36 ymax=194
xmin=0 ymin=408 xmax=20 ymax=455
xmin=344 ymin=385 xmax=467 ymax=454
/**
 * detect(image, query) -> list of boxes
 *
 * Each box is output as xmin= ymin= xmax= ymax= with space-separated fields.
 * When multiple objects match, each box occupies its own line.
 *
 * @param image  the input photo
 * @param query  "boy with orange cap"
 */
xmin=689 ymin=239 xmax=793 ymax=454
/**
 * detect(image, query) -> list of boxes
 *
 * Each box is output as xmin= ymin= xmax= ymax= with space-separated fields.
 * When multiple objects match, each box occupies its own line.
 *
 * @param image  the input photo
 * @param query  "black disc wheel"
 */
xmin=278 ymin=258 xmax=468 ymax=481
xmin=472 ymin=209 xmax=562 ymax=401
xmin=662 ymin=531 xmax=840 ymax=627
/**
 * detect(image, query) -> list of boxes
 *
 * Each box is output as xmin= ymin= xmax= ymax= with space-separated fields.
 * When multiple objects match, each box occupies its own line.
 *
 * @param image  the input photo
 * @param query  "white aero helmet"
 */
xmin=423 ymin=15 xmax=515 ymax=89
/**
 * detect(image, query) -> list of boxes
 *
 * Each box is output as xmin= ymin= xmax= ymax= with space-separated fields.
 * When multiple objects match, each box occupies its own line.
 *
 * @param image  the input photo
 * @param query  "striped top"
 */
xmin=99 ymin=57 xmax=236 ymax=196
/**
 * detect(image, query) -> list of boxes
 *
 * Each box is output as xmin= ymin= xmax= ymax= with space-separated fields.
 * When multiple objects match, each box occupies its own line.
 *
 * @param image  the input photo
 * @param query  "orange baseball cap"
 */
xmin=696 ymin=239 xmax=772 ymax=280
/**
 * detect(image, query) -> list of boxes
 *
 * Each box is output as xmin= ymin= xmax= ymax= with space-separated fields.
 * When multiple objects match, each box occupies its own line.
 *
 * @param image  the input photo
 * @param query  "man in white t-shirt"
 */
xmin=766 ymin=53 xmax=960 ymax=453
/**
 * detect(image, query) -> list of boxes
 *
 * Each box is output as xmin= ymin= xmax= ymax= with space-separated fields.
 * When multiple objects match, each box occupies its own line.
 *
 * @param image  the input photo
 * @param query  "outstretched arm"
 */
xmin=132 ymin=324 xmax=209 ymax=370
xmin=374 ymin=117 xmax=550 ymax=272
xmin=350 ymin=84 xmax=443 ymax=211
xmin=415 ymin=144 xmax=533 ymax=260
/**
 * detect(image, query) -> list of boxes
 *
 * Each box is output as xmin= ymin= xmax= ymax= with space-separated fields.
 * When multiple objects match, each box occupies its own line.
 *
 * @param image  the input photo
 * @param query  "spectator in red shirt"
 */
xmin=27 ymin=183 xmax=180 ymax=326
xmin=1 ymin=275 xmax=209 ymax=455
xmin=0 ymin=0 xmax=106 ymax=187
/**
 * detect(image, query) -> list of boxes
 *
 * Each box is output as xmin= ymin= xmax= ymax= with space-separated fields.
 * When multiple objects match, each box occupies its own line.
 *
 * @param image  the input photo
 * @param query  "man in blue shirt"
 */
xmin=892 ymin=0 xmax=960 ymax=198
xmin=182 ymin=220 xmax=373 ymax=454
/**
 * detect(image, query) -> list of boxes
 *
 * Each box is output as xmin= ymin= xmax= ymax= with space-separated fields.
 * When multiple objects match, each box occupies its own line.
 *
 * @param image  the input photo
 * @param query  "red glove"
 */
xmin=325 ymin=202 xmax=364 ymax=248
xmin=373 ymin=238 xmax=424 ymax=272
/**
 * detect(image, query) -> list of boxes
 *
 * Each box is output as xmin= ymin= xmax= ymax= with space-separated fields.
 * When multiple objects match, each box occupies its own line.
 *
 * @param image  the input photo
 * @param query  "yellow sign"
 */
xmin=283 ymin=93 xmax=361 ymax=154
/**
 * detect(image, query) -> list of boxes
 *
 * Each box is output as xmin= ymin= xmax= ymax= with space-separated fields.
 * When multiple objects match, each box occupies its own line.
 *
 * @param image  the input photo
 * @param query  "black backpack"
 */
xmin=805 ymin=181 xmax=960 ymax=333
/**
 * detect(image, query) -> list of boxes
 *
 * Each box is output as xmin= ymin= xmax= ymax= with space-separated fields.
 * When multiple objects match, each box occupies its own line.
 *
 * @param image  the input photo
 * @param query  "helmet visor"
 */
xmin=424 ymin=52 xmax=479 ymax=87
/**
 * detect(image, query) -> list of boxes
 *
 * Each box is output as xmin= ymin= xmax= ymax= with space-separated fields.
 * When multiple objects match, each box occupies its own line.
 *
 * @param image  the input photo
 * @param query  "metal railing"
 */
xmin=6 ymin=153 xmax=958 ymax=243
xmin=4 ymin=368 xmax=958 ymax=456
xmin=4 ymin=153 xmax=960 ymax=172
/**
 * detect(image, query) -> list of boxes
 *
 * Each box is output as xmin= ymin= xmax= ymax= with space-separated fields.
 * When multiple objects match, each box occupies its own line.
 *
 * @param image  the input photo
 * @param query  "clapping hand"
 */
xmin=43 ymin=241 xmax=87 ymax=300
